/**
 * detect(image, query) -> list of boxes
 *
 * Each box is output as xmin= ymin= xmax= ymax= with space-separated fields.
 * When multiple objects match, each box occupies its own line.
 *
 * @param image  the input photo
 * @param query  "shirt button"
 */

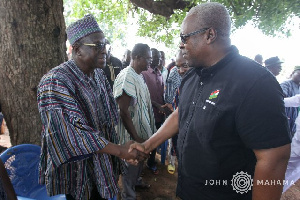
xmin=192 ymin=102 xmax=195 ymax=104
xmin=200 ymin=82 xmax=203 ymax=85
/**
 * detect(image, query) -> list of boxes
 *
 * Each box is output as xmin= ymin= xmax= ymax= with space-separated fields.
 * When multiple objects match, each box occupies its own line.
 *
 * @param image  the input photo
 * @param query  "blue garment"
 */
xmin=0 ymin=113 xmax=3 ymax=128
xmin=280 ymin=80 xmax=300 ymax=135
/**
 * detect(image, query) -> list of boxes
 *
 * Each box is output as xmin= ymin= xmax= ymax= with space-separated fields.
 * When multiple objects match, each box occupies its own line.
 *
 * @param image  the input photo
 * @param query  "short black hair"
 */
xmin=132 ymin=43 xmax=150 ymax=59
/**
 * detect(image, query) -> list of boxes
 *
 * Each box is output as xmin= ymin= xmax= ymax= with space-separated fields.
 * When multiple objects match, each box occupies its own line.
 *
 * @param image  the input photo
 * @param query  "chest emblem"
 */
xmin=209 ymin=89 xmax=220 ymax=100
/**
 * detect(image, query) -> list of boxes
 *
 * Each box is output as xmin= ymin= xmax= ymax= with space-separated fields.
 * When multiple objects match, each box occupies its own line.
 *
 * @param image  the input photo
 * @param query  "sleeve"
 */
xmin=113 ymin=70 xmax=137 ymax=101
xmin=284 ymin=94 xmax=300 ymax=107
xmin=37 ymin=73 xmax=108 ymax=167
xmin=165 ymin=69 xmax=181 ymax=104
xmin=280 ymin=81 xmax=290 ymax=97
xmin=236 ymin=74 xmax=292 ymax=149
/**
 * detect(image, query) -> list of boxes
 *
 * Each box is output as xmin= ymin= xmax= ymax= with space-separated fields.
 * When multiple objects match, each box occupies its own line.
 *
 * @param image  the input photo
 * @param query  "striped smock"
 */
xmin=113 ymin=66 xmax=156 ymax=144
xmin=37 ymin=60 xmax=123 ymax=200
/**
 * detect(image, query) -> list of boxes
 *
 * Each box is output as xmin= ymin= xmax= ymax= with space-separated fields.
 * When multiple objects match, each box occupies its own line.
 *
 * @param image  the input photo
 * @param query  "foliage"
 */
xmin=64 ymin=0 xmax=300 ymax=48
xmin=64 ymin=0 xmax=131 ymax=46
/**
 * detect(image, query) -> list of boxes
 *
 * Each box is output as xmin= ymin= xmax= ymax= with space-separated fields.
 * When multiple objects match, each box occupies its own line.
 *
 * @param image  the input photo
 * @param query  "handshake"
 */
xmin=119 ymin=140 xmax=151 ymax=165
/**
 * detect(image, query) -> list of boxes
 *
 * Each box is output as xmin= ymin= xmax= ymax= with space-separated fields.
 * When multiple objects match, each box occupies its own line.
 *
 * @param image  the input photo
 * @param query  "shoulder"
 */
xmin=280 ymin=79 xmax=292 ymax=86
xmin=111 ymin=56 xmax=122 ymax=67
xmin=39 ymin=61 xmax=71 ymax=85
xmin=168 ymin=67 xmax=180 ymax=80
xmin=115 ymin=67 xmax=136 ymax=82
xmin=226 ymin=55 xmax=275 ymax=86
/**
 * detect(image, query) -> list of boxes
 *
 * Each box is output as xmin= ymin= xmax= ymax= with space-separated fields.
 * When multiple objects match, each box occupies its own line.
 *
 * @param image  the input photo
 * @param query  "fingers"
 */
xmin=128 ymin=142 xmax=145 ymax=153
xmin=136 ymin=149 xmax=149 ymax=161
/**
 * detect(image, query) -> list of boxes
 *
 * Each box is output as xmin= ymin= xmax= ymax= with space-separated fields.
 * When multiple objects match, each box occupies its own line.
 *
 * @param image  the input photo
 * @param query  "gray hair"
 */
xmin=186 ymin=2 xmax=231 ymax=37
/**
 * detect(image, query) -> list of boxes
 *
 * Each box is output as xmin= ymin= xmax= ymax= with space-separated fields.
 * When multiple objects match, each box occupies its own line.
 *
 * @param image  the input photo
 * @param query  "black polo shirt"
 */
xmin=176 ymin=46 xmax=291 ymax=200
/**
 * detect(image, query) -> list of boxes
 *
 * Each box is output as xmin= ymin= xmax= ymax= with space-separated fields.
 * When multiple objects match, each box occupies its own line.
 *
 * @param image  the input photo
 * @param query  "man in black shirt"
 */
xmin=130 ymin=2 xmax=291 ymax=200
xmin=103 ymin=39 xmax=123 ymax=88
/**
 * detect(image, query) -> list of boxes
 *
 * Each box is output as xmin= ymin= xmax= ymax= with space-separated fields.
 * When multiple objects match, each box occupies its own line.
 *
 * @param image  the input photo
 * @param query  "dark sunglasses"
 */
xmin=82 ymin=43 xmax=106 ymax=52
xmin=180 ymin=28 xmax=209 ymax=44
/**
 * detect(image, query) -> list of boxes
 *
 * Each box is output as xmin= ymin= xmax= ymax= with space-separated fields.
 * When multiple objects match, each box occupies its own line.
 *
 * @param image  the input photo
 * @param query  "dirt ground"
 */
xmin=133 ymin=154 xmax=179 ymax=200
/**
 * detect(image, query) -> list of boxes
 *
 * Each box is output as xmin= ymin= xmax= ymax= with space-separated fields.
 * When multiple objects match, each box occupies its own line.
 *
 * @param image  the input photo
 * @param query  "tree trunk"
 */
xmin=0 ymin=0 xmax=66 ymax=145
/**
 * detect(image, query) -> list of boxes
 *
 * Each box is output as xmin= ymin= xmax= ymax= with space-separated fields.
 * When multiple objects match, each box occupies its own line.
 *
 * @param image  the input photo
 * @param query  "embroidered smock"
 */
xmin=37 ymin=60 xmax=123 ymax=200
xmin=165 ymin=67 xmax=182 ymax=104
xmin=113 ymin=66 xmax=156 ymax=144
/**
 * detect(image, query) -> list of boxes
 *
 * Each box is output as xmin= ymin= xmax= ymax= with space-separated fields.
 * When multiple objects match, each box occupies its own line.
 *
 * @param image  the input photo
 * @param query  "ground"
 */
xmin=118 ymin=154 xmax=180 ymax=200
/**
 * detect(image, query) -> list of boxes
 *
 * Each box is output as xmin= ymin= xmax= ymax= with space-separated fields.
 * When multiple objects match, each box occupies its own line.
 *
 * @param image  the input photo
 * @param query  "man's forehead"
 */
xmin=83 ymin=32 xmax=105 ymax=42
xmin=181 ymin=15 xmax=198 ymax=32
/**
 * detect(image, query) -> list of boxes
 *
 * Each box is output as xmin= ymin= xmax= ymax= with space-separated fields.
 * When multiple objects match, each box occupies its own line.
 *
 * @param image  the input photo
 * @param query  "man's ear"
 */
xmin=206 ymin=28 xmax=217 ymax=44
xmin=72 ymin=42 xmax=81 ymax=56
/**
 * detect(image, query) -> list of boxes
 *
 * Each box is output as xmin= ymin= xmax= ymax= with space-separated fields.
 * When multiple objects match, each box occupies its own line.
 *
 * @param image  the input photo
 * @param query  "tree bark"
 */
xmin=0 ymin=0 xmax=66 ymax=145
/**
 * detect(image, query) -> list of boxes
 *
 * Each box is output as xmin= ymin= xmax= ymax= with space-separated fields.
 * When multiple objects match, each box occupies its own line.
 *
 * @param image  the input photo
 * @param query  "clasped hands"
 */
xmin=120 ymin=141 xmax=149 ymax=165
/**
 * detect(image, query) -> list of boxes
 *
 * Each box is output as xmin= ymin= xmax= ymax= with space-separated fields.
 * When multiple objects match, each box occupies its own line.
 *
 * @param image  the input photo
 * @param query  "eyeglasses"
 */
xmin=180 ymin=28 xmax=209 ymax=44
xmin=82 ymin=43 xmax=106 ymax=52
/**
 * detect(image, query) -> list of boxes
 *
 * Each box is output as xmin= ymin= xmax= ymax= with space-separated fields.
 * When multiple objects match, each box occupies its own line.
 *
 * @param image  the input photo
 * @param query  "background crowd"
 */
xmin=0 ymin=2 xmax=299 ymax=200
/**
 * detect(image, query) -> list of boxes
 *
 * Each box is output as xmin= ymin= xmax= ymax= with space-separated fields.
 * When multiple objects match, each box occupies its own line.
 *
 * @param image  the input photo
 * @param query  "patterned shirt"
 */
xmin=113 ymin=66 xmax=156 ymax=144
xmin=281 ymin=79 xmax=300 ymax=134
xmin=165 ymin=67 xmax=182 ymax=104
xmin=37 ymin=60 xmax=123 ymax=200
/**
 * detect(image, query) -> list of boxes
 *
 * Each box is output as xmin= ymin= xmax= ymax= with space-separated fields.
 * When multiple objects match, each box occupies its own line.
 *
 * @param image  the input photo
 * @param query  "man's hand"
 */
xmin=161 ymin=104 xmax=173 ymax=115
xmin=162 ymin=103 xmax=174 ymax=112
xmin=153 ymin=101 xmax=172 ymax=115
xmin=128 ymin=141 xmax=150 ymax=154
xmin=120 ymin=141 xmax=148 ymax=164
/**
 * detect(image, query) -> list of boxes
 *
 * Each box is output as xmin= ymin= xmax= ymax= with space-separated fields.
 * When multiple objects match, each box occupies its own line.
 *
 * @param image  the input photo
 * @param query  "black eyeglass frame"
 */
xmin=82 ymin=43 xmax=106 ymax=52
xmin=180 ymin=28 xmax=209 ymax=44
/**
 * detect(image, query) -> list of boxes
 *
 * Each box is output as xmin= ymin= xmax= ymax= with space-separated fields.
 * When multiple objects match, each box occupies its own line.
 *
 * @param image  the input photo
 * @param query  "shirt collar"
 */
xmin=195 ymin=45 xmax=239 ymax=77
xmin=148 ymin=66 xmax=161 ymax=75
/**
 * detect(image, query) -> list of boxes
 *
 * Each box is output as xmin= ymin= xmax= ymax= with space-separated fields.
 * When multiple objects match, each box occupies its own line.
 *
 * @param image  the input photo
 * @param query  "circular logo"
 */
xmin=231 ymin=171 xmax=253 ymax=194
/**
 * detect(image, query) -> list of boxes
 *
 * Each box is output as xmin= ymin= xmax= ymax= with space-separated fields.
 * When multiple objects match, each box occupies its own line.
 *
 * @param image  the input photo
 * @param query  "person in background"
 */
xmin=141 ymin=48 xmax=166 ymax=174
xmin=130 ymin=2 xmax=291 ymax=199
xmin=103 ymin=39 xmax=123 ymax=88
xmin=159 ymin=51 xmax=168 ymax=85
xmin=121 ymin=49 xmax=131 ymax=68
xmin=164 ymin=49 xmax=190 ymax=174
xmin=283 ymin=94 xmax=300 ymax=192
xmin=37 ymin=14 xmax=145 ymax=200
xmin=254 ymin=54 xmax=263 ymax=65
xmin=265 ymin=56 xmax=283 ymax=76
xmin=280 ymin=66 xmax=300 ymax=136
xmin=113 ymin=43 xmax=155 ymax=200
